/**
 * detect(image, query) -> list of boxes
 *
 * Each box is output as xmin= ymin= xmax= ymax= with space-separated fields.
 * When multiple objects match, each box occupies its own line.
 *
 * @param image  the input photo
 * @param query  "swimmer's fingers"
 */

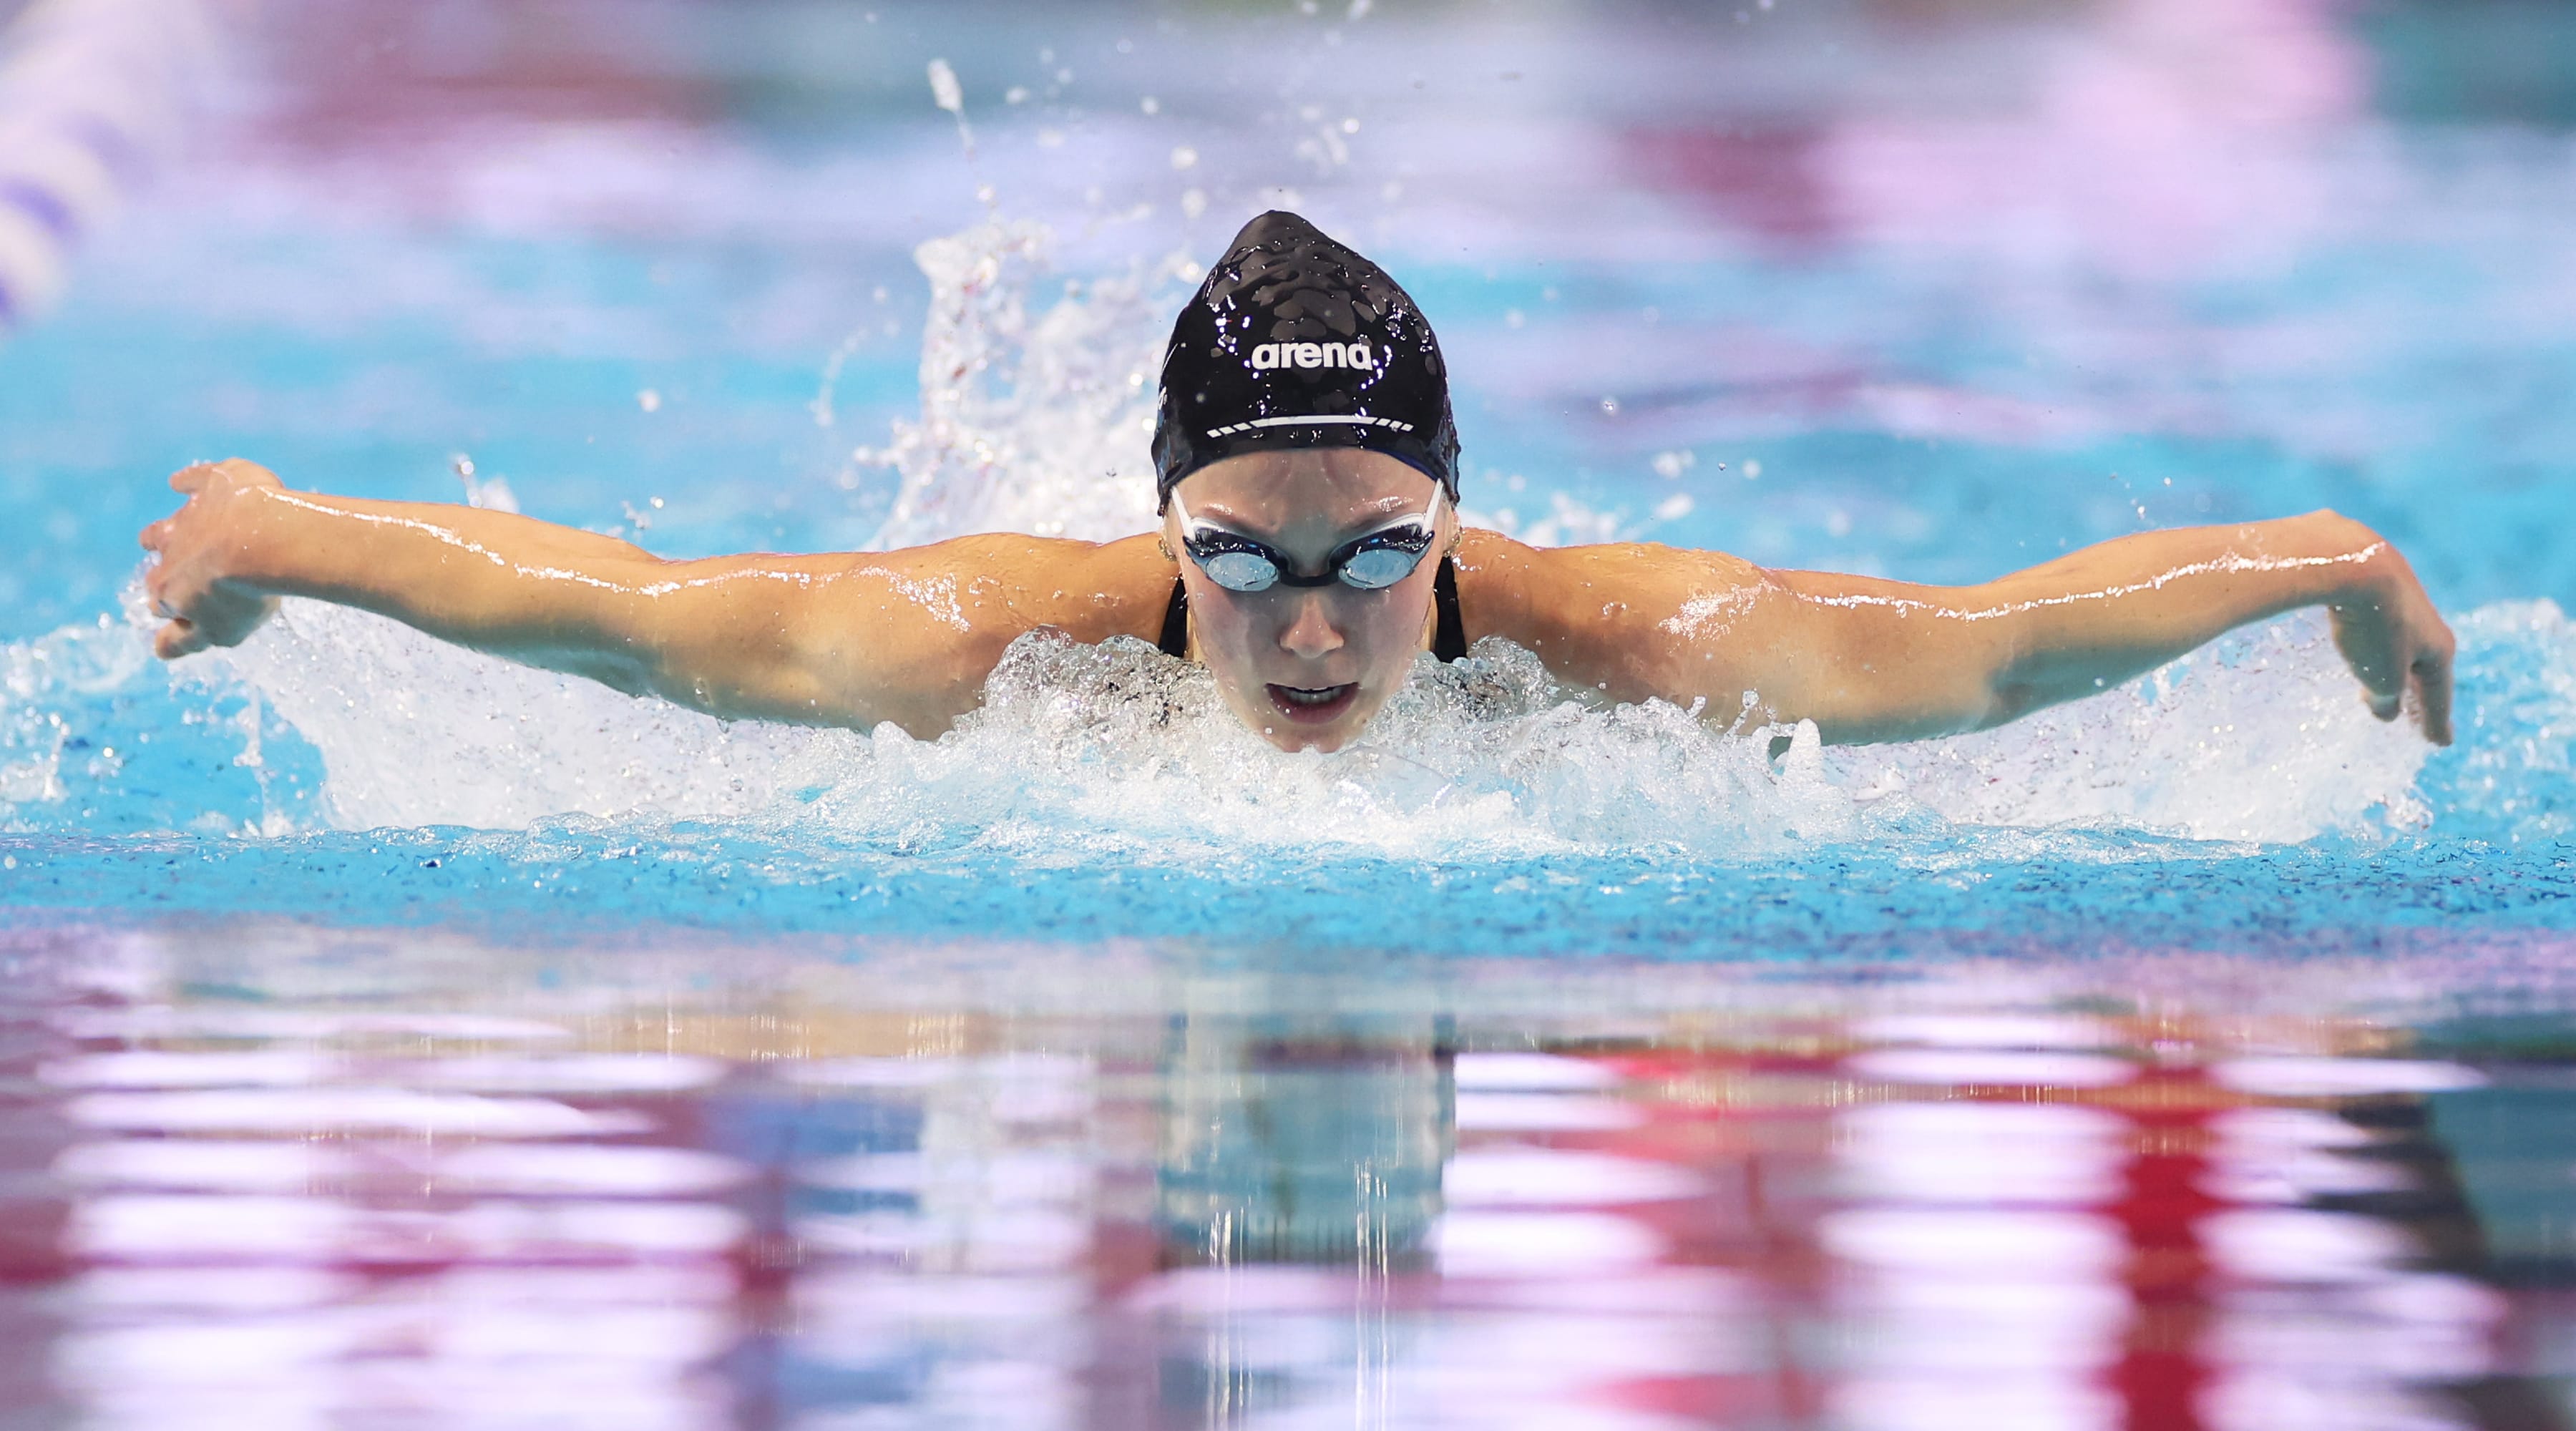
xmin=142 ymin=547 xmax=208 ymax=621
xmin=148 ymin=591 xmax=277 ymax=661
xmin=154 ymin=617 xmax=207 ymax=660
xmin=2331 ymin=580 xmax=2455 ymax=746
xmin=2414 ymin=630 xmax=2455 ymax=747
xmin=168 ymin=458 xmax=280 ymax=497
xmin=2328 ymin=601 xmax=2406 ymax=721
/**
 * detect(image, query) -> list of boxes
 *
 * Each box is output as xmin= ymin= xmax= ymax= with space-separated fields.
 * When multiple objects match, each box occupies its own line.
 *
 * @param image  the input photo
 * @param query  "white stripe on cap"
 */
xmin=1205 ymin=414 xmax=1417 ymax=439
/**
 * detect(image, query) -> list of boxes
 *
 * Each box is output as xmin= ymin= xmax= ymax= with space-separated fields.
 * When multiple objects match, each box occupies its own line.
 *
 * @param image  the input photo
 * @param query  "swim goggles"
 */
xmin=1171 ymin=488 xmax=1445 ymax=593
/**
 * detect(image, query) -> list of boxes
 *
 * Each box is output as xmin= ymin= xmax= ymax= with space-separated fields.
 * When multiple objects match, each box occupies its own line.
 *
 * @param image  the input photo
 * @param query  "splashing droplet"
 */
xmin=926 ymin=59 xmax=962 ymax=114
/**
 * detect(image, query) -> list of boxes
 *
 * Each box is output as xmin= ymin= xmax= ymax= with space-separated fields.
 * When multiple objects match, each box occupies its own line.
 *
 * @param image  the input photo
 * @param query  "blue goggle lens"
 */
xmin=1174 ymin=490 xmax=1445 ymax=594
xmin=1337 ymin=539 xmax=1429 ymax=590
xmin=1200 ymin=549 xmax=1280 ymax=592
xmin=1184 ymin=524 xmax=1435 ymax=593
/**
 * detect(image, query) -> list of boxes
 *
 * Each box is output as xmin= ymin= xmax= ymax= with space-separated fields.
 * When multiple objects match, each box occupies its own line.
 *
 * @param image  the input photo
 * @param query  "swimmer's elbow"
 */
xmin=1975 ymin=678 xmax=2043 ymax=731
xmin=552 ymin=645 xmax=660 ymax=702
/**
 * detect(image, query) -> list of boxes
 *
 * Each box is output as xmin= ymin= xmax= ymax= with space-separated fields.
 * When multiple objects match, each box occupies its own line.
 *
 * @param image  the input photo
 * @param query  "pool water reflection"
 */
xmin=4 ymin=927 xmax=2572 ymax=1430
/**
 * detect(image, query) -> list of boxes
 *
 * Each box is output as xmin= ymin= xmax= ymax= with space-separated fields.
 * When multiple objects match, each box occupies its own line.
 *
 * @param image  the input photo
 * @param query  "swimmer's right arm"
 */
xmin=140 ymin=460 xmax=1177 ymax=736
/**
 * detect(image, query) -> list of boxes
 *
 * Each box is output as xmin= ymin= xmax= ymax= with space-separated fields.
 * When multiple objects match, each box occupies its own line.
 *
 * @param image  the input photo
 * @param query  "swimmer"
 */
xmin=139 ymin=211 xmax=2454 ymax=753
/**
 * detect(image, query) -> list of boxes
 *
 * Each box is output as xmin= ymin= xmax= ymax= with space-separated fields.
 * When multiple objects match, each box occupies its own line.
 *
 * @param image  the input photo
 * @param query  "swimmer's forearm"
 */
xmin=228 ymin=487 xmax=665 ymax=655
xmin=1966 ymin=510 xmax=2411 ymax=719
xmin=222 ymin=488 xmax=1168 ymax=733
xmin=214 ymin=487 xmax=874 ymax=716
xmin=1732 ymin=510 xmax=2424 ymax=742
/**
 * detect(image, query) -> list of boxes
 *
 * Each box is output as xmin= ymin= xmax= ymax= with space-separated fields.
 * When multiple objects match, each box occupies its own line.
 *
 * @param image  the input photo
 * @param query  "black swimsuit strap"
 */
xmin=1156 ymin=572 xmax=1191 ymax=658
xmin=1431 ymin=555 xmax=1467 ymax=662
xmin=1157 ymin=556 xmax=1467 ymax=663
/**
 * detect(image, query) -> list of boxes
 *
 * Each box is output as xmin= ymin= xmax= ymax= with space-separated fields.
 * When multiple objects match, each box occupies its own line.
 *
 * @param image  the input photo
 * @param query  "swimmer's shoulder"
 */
xmin=861 ymin=529 xmax=1176 ymax=646
xmin=1450 ymin=527 xmax=1767 ymax=644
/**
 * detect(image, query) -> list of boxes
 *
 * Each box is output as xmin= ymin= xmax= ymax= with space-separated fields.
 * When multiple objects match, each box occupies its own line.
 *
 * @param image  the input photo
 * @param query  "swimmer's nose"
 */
xmin=1278 ymin=592 xmax=1345 ymax=660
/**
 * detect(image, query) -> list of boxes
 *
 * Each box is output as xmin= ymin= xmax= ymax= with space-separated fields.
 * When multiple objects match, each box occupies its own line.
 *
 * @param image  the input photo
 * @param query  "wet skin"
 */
xmin=140 ymin=454 xmax=2455 ymax=751
xmin=1158 ymin=451 xmax=1458 ymax=753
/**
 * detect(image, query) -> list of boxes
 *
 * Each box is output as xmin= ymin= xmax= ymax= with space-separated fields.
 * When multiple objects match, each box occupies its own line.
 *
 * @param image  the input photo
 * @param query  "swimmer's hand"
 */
xmin=2326 ymin=535 xmax=2454 ymax=745
xmin=140 ymin=459 xmax=285 ymax=659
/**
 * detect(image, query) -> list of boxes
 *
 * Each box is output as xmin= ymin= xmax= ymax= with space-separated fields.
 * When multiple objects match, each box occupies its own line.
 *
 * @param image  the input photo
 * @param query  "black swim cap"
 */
xmin=1152 ymin=211 xmax=1460 ymax=510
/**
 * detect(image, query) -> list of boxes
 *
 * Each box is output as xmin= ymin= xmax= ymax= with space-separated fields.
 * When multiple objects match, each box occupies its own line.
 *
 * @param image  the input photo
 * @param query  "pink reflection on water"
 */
xmin=2 ymin=982 xmax=2559 ymax=1430
xmin=1636 ymin=0 xmax=2368 ymax=280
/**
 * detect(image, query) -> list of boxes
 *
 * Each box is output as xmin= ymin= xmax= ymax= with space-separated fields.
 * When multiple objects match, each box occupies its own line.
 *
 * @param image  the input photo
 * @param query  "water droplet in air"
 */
xmin=1742 ymin=459 xmax=1763 ymax=479
xmin=927 ymin=59 xmax=962 ymax=114
xmin=1599 ymin=397 xmax=1620 ymax=416
xmin=1141 ymin=96 xmax=1160 ymax=114
xmin=1181 ymin=188 xmax=1208 ymax=220
xmin=1171 ymin=145 xmax=1198 ymax=170
xmin=638 ymin=389 xmax=662 ymax=414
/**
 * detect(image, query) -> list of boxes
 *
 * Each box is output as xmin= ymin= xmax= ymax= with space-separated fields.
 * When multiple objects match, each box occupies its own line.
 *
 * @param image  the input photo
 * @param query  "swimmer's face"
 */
xmin=1164 ymin=449 xmax=1455 ymax=754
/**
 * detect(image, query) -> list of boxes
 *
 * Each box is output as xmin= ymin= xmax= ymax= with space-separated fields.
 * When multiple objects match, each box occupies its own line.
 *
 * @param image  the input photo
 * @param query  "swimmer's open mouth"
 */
xmin=1267 ymin=683 xmax=1359 ymax=724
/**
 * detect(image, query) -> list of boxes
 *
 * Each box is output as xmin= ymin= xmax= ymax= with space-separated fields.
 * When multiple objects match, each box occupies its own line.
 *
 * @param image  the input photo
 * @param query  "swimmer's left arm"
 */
xmin=1468 ymin=510 xmax=2454 ymax=745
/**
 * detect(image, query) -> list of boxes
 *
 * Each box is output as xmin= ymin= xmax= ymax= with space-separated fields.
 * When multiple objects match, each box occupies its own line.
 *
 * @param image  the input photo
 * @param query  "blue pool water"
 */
xmin=6 ymin=0 xmax=2576 ymax=1425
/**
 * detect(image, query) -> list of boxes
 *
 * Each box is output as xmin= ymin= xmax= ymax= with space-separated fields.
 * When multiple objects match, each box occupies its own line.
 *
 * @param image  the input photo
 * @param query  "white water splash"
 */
xmin=854 ymin=221 xmax=1189 ymax=546
xmin=165 ymin=592 xmax=1842 ymax=851
xmin=1831 ymin=608 xmax=2431 ymax=844
xmin=155 ymin=580 xmax=2435 ymax=850
xmin=0 ymin=217 xmax=2463 ymax=849
xmin=1 ymin=612 xmax=148 ymax=811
